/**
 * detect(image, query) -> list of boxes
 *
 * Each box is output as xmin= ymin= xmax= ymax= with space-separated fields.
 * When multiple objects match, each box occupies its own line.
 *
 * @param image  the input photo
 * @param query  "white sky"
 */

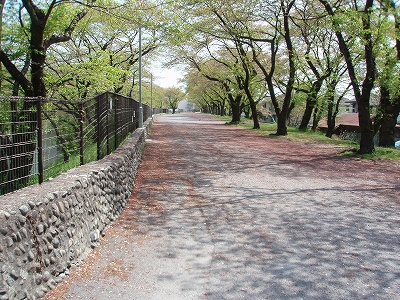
xmin=148 ymin=54 xmax=185 ymax=89
xmin=151 ymin=66 xmax=184 ymax=88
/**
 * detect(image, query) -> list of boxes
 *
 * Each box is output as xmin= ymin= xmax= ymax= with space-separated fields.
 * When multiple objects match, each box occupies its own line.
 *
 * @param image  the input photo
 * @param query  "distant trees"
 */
xmin=164 ymin=87 xmax=184 ymax=114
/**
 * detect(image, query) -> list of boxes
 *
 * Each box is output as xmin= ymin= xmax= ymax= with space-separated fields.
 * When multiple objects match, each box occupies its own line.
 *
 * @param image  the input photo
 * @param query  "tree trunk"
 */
xmin=379 ymin=114 xmax=398 ymax=147
xmin=243 ymin=81 xmax=260 ymax=129
xmin=218 ymin=101 xmax=225 ymax=116
xmin=311 ymin=106 xmax=320 ymax=131
xmin=377 ymin=1 xmax=400 ymax=147
xmin=0 ymin=0 xmax=5 ymax=93
xmin=378 ymin=86 xmax=400 ymax=147
xmin=299 ymin=78 xmax=325 ymax=130
xmin=358 ymin=94 xmax=375 ymax=153
xmin=326 ymin=112 xmax=335 ymax=137
xmin=299 ymin=98 xmax=315 ymax=130
xmin=230 ymin=95 xmax=242 ymax=124
xmin=236 ymin=41 xmax=260 ymax=129
xmin=29 ymin=10 xmax=47 ymax=97
xmin=319 ymin=0 xmax=376 ymax=154
xmin=243 ymin=84 xmax=259 ymax=129
xmin=276 ymin=112 xmax=288 ymax=135
xmin=250 ymin=103 xmax=260 ymax=129
xmin=326 ymin=93 xmax=336 ymax=138
xmin=275 ymin=0 xmax=296 ymax=136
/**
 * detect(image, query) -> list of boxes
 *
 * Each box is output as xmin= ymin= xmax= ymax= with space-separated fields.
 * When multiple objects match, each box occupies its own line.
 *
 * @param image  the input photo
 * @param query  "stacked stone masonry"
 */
xmin=0 ymin=119 xmax=152 ymax=299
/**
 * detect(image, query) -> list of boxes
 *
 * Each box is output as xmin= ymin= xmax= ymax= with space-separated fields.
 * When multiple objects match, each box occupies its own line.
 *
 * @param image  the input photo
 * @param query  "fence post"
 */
xmin=133 ymin=103 xmax=136 ymax=131
xmin=114 ymin=95 xmax=118 ymax=151
xmin=96 ymin=94 xmax=101 ymax=161
xmin=79 ymin=100 xmax=84 ymax=165
xmin=106 ymin=92 xmax=110 ymax=155
xmin=37 ymin=97 xmax=44 ymax=184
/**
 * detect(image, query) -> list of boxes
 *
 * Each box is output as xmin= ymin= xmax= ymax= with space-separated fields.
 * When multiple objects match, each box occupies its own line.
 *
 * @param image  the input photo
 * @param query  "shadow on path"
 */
xmin=44 ymin=113 xmax=400 ymax=300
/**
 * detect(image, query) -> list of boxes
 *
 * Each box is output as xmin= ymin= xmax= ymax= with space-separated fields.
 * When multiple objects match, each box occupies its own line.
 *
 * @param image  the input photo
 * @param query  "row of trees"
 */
xmin=0 ymin=0 xmax=185 ymax=192
xmin=1 ymin=0 xmax=399 ymax=156
xmin=167 ymin=0 xmax=399 ymax=153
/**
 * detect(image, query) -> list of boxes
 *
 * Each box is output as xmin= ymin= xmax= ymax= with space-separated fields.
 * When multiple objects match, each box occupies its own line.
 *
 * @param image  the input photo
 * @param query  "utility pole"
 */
xmin=150 ymin=73 xmax=153 ymax=117
xmin=138 ymin=25 xmax=143 ymax=127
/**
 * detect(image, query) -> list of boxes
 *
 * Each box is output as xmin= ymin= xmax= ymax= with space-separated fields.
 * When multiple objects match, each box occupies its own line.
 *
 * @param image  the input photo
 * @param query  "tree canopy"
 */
xmin=1 ymin=0 xmax=399 ymax=152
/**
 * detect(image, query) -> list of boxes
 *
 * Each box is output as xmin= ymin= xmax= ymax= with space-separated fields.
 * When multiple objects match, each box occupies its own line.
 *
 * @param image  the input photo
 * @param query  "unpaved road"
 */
xmin=44 ymin=113 xmax=400 ymax=300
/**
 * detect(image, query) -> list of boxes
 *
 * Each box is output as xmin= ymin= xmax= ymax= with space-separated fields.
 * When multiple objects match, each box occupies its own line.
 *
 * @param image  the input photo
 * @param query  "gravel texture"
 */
xmin=43 ymin=113 xmax=400 ymax=300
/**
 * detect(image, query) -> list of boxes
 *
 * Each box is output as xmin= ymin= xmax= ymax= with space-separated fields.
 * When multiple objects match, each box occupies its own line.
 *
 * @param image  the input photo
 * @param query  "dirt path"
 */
xmin=44 ymin=113 xmax=400 ymax=300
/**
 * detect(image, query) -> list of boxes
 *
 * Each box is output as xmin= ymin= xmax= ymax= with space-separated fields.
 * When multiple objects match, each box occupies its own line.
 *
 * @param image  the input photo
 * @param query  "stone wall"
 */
xmin=0 ymin=119 xmax=152 ymax=300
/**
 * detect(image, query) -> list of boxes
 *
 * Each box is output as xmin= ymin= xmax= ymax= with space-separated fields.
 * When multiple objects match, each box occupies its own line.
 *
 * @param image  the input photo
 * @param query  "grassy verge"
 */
xmin=216 ymin=115 xmax=400 ymax=161
xmin=44 ymin=142 xmax=98 ymax=181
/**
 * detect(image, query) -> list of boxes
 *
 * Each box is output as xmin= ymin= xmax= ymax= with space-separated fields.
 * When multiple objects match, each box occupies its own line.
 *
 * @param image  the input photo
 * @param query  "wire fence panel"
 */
xmin=40 ymin=98 xmax=83 ymax=181
xmin=81 ymin=97 xmax=98 ymax=165
xmin=0 ymin=97 xmax=38 ymax=195
xmin=0 ymin=92 xmax=153 ymax=196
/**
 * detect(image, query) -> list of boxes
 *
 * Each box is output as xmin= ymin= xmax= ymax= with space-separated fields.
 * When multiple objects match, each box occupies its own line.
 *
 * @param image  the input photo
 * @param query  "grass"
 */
xmin=5 ymin=133 xmax=133 ymax=196
xmin=216 ymin=115 xmax=400 ymax=161
xmin=42 ymin=133 xmax=135 ymax=182
xmin=44 ymin=142 xmax=98 ymax=181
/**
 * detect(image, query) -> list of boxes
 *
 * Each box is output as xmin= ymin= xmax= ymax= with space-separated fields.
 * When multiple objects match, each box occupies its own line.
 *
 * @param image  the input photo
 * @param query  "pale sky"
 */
xmin=151 ymin=66 xmax=184 ymax=88
xmin=148 ymin=55 xmax=185 ymax=89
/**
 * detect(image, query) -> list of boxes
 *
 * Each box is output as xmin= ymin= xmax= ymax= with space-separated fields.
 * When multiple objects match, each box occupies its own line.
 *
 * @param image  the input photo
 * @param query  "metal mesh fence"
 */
xmin=0 ymin=97 xmax=37 ymax=195
xmin=0 ymin=92 xmax=153 ymax=196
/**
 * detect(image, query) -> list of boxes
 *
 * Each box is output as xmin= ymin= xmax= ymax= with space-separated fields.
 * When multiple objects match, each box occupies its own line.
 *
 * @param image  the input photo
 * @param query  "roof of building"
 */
xmin=336 ymin=113 xmax=359 ymax=126
xmin=319 ymin=112 xmax=400 ymax=129
xmin=318 ymin=113 xmax=358 ymax=128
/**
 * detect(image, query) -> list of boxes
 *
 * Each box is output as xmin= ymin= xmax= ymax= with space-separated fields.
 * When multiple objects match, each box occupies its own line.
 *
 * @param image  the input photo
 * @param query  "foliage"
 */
xmin=164 ymin=87 xmax=185 ymax=113
xmin=44 ymin=1 xmax=163 ymax=100
xmin=1 ymin=0 xmax=399 ymax=155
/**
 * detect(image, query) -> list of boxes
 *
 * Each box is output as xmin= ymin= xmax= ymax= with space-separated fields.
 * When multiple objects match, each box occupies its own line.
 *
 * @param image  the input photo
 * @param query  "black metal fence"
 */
xmin=0 ymin=92 xmax=152 ymax=196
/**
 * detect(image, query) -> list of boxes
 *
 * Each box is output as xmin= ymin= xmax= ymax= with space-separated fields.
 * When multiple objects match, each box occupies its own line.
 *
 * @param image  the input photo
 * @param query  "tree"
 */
xmin=185 ymin=67 xmax=228 ymax=115
xmin=211 ymin=9 xmax=261 ymax=128
xmin=0 ymin=0 xmax=93 ymax=191
xmin=374 ymin=0 xmax=400 ymax=147
xmin=46 ymin=3 xmax=160 ymax=100
xmin=0 ymin=0 xmax=95 ymax=97
xmin=241 ymin=0 xmax=297 ymax=135
xmin=291 ymin=1 xmax=333 ymax=130
xmin=162 ymin=0 xmax=253 ymax=124
xmin=318 ymin=0 xmax=376 ymax=154
xmin=174 ymin=0 xmax=300 ymax=130
xmin=189 ymin=55 xmax=245 ymax=124
xmin=0 ymin=1 xmax=30 ymax=95
xmin=324 ymin=71 xmax=351 ymax=138
xmin=164 ymin=87 xmax=184 ymax=114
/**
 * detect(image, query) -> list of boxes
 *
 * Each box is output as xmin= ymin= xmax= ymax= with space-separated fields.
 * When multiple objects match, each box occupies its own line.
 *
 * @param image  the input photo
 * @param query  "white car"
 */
xmin=395 ymin=141 xmax=400 ymax=149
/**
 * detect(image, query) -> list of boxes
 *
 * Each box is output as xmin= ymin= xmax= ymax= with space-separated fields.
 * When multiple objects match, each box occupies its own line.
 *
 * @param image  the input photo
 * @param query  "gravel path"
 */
xmin=44 ymin=113 xmax=400 ymax=300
